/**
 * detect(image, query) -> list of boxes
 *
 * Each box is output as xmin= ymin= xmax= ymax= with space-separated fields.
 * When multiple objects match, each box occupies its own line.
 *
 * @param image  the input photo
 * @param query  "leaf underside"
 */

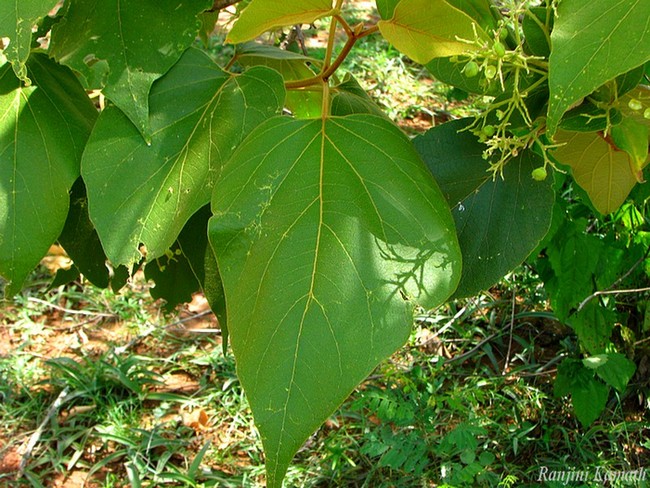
xmin=551 ymin=130 xmax=638 ymax=214
xmin=378 ymin=0 xmax=486 ymax=64
xmin=227 ymin=0 xmax=336 ymax=44
xmin=209 ymin=114 xmax=461 ymax=487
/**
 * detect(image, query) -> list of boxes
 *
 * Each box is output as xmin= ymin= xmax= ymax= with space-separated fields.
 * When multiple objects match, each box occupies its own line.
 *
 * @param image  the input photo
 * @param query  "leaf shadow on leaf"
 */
xmin=414 ymin=118 xmax=555 ymax=298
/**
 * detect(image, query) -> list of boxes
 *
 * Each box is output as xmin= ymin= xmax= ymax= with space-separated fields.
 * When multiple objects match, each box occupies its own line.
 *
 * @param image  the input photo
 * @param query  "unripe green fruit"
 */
xmin=493 ymin=41 xmax=506 ymax=58
xmin=532 ymin=166 xmax=547 ymax=181
xmin=463 ymin=61 xmax=479 ymax=77
xmin=482 ymin=125 xmax=495 ymax=137
xmin=498 ymin=29 xmax=508 ymax=40
xmin=628 ymin=98 xmax=643 ymax=111
xmin=644 ymin=108 xmax=650 ymax=120
xmin=484 ymin=65 xmax=497 ymax=79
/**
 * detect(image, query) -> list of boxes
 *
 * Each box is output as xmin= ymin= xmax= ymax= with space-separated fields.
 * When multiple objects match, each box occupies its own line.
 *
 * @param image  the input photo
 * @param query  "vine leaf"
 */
xmin=50 ymin=0 xmax=212 ymax=140
xmin=547 ymin=0 xmax=650 ymax=134
xmin=0 ymin=54 xmax=97 ymax=295
xmin=377 ymin=0 xmax=488 ymax=65
xmin=209 ymin=114 xmax=461 ymax=487
xmin=226 ymin=0 xmax=336 ymax=45
xmin=82 ymin=48 xmax=285 ymax=267
xmin=414 ymin=119 xmax=554 ymax=298
xmin=555 ymin=359 xmax=609 ymax=428
xmin=593 ymin=353 xmax=636 ymax=393
xmin=551 ymin=130 xmax=639 ymax=214
xmin=0 ymin=0 xmax=58 ymax=83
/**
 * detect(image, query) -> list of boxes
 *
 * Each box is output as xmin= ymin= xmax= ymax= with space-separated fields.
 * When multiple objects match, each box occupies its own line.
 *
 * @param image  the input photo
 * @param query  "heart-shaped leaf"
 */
xmin=209 ymin=114 xmax=461 ymax=487
xmin=82 ymin=48 xmax=285 ymax=266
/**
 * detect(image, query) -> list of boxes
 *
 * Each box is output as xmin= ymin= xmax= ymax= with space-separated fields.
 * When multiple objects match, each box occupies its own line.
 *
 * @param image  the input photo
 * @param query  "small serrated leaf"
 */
xmin=571 ymin=376 xmax=609 ymax=427
xmin=595 ymin=353 xmax=636 ymax=392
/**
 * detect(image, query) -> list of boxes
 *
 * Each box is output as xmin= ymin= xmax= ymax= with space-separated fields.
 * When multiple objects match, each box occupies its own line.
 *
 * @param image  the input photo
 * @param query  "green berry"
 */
xmin=493 ymin=41 xmax=506 ymax=58
xmin=498 ymin=29 xmax=508 ymax=40
xmin=463 ymin=61 xmax=479 ymax=78
xmin=484 ymin=65 xmax=497 ymax=79
xmin=532 ymin=167 xmax=547 ymax=181
xmin=482 ymin=125 xmax=495 ymax=137
xmin=644 ymin=108 xmax=650 ymax=120
xmin=628 ymin=98 xmax=643 ymax=111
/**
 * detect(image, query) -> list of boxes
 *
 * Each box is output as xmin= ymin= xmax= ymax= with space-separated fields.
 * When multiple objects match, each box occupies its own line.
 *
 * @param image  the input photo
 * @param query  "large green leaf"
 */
xmin=226 ymin=0 xmax=336 ymax=44
xmin=414 ymin=119 xmax=554 ymax=298
xmin=82 ymin=48 xmax=285 ymax=267
xmin=0 ymin=0 xmax=58 ymax=83
xmin=50 ymin=0 xmax=212 ymax=139
xmin=209 ymin=114 xmax=461 ymax=487
xmin=551 ymin=130 xmax=639 ymax=214
xmin=522 ymin=6 xmax=552 ymax=58
xmin=446 ymin=0 xmax=498 ymax=32
xmin=547 ymin=0 xmax=650 ymax=134
xmin=0 ymin=54 xmax=97 ymax=295
xmin=377 ymin=0 xmax=488 ymax=65
xmin=376 ymin=0 xmax=496 ymax=29
xmin=611 ymin=117 xmax=649 ymax=180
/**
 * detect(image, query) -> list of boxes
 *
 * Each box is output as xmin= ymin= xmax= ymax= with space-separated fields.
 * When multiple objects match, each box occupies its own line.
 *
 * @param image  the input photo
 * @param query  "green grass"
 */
xmin=1 ymin=264 xmax=648 ymax=487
